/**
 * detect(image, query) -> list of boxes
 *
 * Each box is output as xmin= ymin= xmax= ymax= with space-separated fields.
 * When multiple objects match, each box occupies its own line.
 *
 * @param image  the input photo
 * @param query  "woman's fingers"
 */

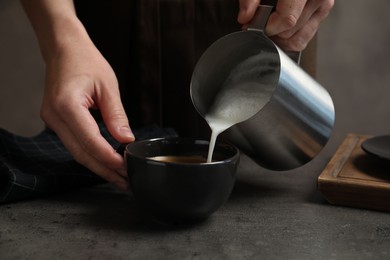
xmin=265 ymin=0 xmax=307 ymax=36
xmin=41 ymin=82 xmax=129 ymax=190
xmin=238 ymin=0 xmax=260 ymax=24
xmin=237 ymin=0 xmax=334 ymax=51
xmin=46 ymin=113 xmax=129 ymax=190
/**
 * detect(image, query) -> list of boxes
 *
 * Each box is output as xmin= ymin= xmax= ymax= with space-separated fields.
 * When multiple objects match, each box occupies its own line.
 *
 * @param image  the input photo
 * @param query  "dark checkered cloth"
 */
xmin=0 ymin=123 xmax=177 ymax=204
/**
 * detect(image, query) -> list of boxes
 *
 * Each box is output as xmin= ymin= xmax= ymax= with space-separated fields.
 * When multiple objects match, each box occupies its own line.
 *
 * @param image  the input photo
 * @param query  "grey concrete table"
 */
xmin=1 ymin=153 xmax=390 ymax=260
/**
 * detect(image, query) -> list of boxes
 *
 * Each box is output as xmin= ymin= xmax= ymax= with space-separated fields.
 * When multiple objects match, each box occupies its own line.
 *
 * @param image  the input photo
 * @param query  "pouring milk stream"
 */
xmin=205 ymin=53 xmax=275 ymax=162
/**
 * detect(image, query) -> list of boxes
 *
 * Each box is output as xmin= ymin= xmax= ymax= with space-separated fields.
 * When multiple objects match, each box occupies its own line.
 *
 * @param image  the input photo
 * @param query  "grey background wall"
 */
xmin=1 ymin=0 xmax=390 ymax=155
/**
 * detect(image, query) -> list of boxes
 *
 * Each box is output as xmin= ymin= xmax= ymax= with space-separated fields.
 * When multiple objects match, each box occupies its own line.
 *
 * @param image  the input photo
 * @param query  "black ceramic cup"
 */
xmin=125 ymin=137 xmax=240 ymax=225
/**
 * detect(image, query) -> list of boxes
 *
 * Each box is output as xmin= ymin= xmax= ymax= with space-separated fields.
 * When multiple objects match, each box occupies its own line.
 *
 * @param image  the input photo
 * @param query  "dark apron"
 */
xmin=74 ymin=0 xmax=241 ymax=139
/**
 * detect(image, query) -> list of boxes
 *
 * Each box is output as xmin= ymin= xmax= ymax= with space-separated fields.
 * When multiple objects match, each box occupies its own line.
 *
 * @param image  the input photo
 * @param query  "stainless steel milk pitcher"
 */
xmin=190 ymin=5 xmax=335 ymax=170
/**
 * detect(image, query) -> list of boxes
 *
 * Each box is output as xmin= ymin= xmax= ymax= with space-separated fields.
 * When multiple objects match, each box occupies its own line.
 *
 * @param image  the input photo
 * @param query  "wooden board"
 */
xmin=318 ymin=133 xmax=390 ymax=212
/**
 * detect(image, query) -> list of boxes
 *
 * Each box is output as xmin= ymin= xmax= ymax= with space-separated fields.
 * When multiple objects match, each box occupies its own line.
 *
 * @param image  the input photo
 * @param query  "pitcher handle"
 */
xmin=247 ymin=5 xmax=273 ymax=32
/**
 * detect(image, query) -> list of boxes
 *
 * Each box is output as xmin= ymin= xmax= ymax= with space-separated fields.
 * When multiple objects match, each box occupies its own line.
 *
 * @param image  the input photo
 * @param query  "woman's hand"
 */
xmin=238 ymin=0 xmax=334 ymax=51
xmin=21 ymin=0 xmax=134 ymax=190
xmin=42 ymin=40 xmax=134 ymax=191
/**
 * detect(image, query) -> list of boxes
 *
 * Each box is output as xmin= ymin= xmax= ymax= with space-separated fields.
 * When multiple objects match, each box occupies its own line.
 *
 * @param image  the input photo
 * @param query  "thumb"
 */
xmin=237 ymin=0 xmax=260 ymax=25
xmin=99 ymin=91 xmax=135 ymax=143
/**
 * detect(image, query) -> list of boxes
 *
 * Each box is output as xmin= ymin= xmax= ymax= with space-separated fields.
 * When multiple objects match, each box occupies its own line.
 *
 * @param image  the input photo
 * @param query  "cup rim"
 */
xmin=125 ymin=137 xmax=240 ymax=166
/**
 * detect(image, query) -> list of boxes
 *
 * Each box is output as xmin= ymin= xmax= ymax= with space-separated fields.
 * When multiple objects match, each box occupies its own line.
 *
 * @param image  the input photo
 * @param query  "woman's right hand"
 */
xmin=238 ymin=0 xmax=334 ymax=51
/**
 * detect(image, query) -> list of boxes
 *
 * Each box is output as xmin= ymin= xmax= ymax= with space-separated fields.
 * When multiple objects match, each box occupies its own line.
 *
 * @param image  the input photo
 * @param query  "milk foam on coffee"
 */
xmin=205 ymin=52 xmax=276 ymax=162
